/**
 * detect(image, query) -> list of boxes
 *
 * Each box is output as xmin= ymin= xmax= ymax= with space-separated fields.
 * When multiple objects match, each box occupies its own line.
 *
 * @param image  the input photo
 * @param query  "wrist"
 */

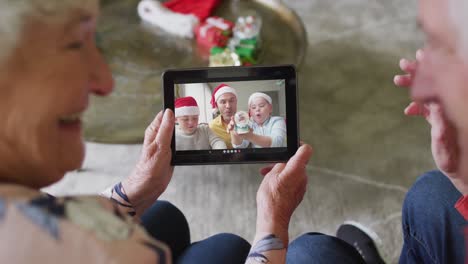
xmin=108 ymin=181 xmax=137 ymax=217
xmin=254 ymin=226 xmax=289 ymax=246
xmin=121 ymin=176 xmax=160 ymax=217
xmin=255 ymin=217 xmax=289 ymax=245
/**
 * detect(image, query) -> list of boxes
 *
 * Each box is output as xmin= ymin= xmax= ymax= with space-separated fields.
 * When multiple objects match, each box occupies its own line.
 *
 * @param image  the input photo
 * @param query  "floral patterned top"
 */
xmin=0 ymin=184 xmax=171 ymax=263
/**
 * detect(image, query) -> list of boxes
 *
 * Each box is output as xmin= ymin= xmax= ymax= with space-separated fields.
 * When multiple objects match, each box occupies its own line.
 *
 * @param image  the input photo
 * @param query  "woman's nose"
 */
xmin=88 ymin=44 xmax=114 ymax=96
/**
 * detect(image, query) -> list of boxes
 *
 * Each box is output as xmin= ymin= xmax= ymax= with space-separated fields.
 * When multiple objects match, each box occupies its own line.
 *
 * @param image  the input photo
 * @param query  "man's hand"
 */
xmin=121 ymin=109 xmax=175 ymax=217
xmin=394 ymin=50 xmax=459 ymax=177
xmin=255 ymin=144 xmax=313 ymax=245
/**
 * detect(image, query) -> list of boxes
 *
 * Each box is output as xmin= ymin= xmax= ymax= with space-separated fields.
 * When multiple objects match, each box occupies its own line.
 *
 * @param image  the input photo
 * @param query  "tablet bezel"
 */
xmin=162 ymin=65 xmax=299 ymax=165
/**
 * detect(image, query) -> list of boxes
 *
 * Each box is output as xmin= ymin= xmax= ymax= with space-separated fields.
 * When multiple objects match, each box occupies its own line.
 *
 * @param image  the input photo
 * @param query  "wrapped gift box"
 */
xmin=232 ymin=38 xmax=259 ymax=65
xmin=195 ymin=17 xmax=234 ymax=49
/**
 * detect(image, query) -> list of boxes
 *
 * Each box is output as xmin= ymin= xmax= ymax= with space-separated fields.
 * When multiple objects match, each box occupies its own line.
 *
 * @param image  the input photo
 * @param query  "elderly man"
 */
xmin=396 ymin=0 xmax=468 ymax=262
xmin=335 ymin=0 xmax=468 ymax=263
xmin=209 ymin=84 xmax=238 ymax=148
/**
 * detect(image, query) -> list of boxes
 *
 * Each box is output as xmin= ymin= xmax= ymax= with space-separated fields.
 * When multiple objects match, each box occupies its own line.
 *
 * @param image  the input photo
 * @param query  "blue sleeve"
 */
xmin=269 ymin=118 xmax=287 ymax=147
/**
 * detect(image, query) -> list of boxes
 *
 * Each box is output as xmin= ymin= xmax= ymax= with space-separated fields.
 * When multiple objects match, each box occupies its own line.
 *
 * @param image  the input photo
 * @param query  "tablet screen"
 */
xmin=174 ymin=79 xmax=287 ymax=155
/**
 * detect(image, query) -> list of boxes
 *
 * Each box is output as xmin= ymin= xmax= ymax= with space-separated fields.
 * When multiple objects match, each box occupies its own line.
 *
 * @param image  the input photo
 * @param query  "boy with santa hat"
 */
xmin=209 ymin=84 xmax=238 ymax=148
xmin=229 ymin=92 xmax=287 ymax=148
xmin=175 ymin=96 xmax=226 ymax=150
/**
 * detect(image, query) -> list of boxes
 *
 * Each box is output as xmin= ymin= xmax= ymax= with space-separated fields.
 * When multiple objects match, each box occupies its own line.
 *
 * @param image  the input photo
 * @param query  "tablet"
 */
xmin=162 ymin=65 xmax=299 ymax=165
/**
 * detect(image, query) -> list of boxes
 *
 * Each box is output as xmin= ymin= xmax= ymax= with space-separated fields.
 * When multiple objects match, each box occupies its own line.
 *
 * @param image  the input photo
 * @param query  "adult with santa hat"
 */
xmin=175 ymin=96 xmax=226 ymax=150
xmin=209 ymin=84 xmax=238 ymax=148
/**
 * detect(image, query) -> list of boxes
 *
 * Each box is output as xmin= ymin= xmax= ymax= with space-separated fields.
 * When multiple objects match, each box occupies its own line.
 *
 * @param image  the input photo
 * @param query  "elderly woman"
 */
xmin=0 ymin=1 xmax=367 ymax=264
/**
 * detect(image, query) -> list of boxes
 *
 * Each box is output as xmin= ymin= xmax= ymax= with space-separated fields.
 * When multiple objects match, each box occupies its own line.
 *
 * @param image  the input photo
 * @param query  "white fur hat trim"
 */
xmin=175 ymin=106 xmax=199 ymax=117
xmin=248 ymin=92 xmax=272 ymax=106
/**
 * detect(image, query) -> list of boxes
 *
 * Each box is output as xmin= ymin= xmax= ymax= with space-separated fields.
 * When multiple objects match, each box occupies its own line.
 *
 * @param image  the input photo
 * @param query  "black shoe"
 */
xmin=336 ymin=221 xmax=386 ymax=264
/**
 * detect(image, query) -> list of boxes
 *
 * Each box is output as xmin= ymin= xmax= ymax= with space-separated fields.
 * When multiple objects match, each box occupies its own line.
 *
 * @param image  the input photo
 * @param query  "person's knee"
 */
xmin=290 ymin=232 xmax=353 ymax=250
xmin=403 ymin=170 xmax=460 ymax=221
xmin=401 ymin=170 xmax=463 ymax=242
xmin=142 ymin=200 xmax=185 ymax=221
xmin=177 ymin=233 xmax=250 ymax=264
xmin=207 ymin=233 xmax=251 ymax=249
xmin=407 ymin=170 xmax=456 ymax=200
xmin=288 ymin=233 xmax=364 ymax=264
xmin=291 ymin=232 xmax=333 ymax=246
xmin=150 ymin=200 xmax=181 ymax=214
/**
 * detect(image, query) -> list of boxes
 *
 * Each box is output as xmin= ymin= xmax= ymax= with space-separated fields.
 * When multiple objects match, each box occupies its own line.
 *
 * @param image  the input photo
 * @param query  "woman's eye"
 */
xmin=66 ymin=41 xmax=84 ymax=50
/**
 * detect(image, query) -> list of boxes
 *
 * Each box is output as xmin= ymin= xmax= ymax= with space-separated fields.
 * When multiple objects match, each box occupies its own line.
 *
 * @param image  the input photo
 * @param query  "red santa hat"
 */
xmin=163 ymin=0 xmax=221 ymax=21
xmin=137 ymin=0 xmax=221 ymax=38
xmin=175 ymin=96 xmax=200 ymax=117
xmin=210 ymin=84 xmax=238 ymax=108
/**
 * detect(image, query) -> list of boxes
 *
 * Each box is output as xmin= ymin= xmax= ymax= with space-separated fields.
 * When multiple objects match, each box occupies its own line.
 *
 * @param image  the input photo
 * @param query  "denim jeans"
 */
xmin=400 ymin=170 xmax=467 ymax=264
xmin=141 ymin=201 xmax=364 ymax=264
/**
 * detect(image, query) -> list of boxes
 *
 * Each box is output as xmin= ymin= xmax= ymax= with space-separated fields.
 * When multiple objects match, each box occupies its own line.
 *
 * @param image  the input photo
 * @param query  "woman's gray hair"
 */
xmin=449 ymin=0 xmax=468 ymax=60
xmin=0 ymin=0 xmax=98 ymax=65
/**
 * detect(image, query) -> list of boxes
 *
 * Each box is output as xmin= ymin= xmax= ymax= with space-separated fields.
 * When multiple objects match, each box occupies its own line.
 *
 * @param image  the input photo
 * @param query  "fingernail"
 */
xmin=163 ymin=109 xmax=172 ymax=120
xmin=400 ymin=59 xmax=408 ymax=68
xmin=416 ymin=49 xmax=424 ymax=61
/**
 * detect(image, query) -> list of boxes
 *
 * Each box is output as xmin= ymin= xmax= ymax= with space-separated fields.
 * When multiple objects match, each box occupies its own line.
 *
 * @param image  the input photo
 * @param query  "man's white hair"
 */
xmin=449 ymin=0 xmax=468 ymax=60
xmin=0 ymin=0 xmax=98 ymax=65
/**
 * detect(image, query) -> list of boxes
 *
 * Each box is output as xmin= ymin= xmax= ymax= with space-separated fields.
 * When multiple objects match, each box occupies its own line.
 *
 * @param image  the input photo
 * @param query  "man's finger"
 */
xmin=404 ymin=102 xmax=423 ymax=116
xmin=155 ymin=109 xmax=175 ymax=150
xmin=404 ymin=102 xmax=430 ymax=117
xmin=144 ymin=111 xmax=164 ymax=146
xmin=399 ymin=59 xmax=417 ymax=74
xmin=416 ymin=49 xmax=424 ymax=62
xmin=394 ymin=74 xmax=413 ymax=88
xmin=427 ymin=103 xmax=447 ymax=126
xmin=279 ymin=144 xmax=313 ymax=180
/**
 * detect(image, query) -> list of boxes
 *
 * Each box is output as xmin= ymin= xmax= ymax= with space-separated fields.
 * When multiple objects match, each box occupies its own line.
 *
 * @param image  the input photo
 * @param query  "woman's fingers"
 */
xmin=155 ymin=109 xmax=175 ymax=153
xmin=144 ymin=111 xmax=164 ymax=146
xmin=279 ymin=144 xmax=313 ymax=181
xmin=260 ymin=164 xmax=275 ymax=176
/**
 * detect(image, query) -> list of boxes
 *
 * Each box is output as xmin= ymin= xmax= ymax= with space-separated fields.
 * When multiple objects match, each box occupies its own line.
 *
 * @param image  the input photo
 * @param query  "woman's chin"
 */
xmin=57 ymin=137 xmax=85 ymax=173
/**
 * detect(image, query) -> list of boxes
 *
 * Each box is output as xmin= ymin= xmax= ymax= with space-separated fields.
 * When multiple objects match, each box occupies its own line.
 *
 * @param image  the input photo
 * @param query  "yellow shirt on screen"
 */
xmin=209 ymin=115 xmax=232 ymax=149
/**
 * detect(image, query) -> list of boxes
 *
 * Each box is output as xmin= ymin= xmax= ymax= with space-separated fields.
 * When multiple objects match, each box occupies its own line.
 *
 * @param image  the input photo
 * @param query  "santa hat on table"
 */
xmin=175 ymin=96 xmax=200 ymax=117
xmin=248 ymin=92 xmax=272 ymax=106
xmin=137 ymin=0 xmax=221 ymax=38
xmin=163 ymin=0 xmax=220 ymax=21
xmin=210 ymin=84 xmax=238 ymax=108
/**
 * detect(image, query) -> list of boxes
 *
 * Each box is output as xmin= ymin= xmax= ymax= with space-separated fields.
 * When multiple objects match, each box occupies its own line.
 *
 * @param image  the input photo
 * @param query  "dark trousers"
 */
xmin=141 ymin=170 xmax=467 ymax=263
xmin=400 ymin=170 xmax=467 ymax=264
xmin=141 ymin=201 xmax=364 ymax=263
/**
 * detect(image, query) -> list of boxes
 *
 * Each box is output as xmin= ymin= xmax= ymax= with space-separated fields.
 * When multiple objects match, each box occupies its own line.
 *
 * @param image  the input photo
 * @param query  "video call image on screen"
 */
xmin=174 ymin=80 xmax=287 ymax=152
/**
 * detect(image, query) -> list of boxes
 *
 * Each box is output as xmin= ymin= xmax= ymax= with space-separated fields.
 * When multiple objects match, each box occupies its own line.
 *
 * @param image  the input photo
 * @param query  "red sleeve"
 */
xmin=455 ymin=195 xmax=468 ymax=221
